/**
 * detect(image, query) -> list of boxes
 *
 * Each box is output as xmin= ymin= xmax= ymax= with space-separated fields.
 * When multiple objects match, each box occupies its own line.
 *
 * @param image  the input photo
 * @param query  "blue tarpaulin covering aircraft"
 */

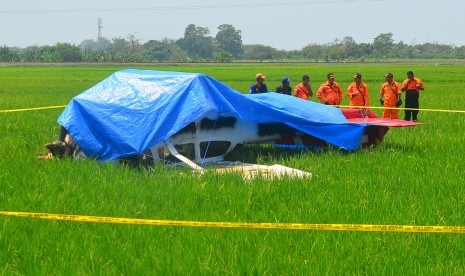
xmin=58 ymin=69 xmax=366 ymax=161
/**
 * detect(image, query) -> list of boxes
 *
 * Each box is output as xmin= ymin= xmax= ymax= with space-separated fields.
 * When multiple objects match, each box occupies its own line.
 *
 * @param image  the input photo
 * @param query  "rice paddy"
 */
xmin=1 ymin=63 xmax=465 ymax=274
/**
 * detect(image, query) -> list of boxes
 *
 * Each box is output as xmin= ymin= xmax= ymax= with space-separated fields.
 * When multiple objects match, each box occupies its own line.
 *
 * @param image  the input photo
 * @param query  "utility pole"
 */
xmin=98 ymin=18 xmax=103 ymax=40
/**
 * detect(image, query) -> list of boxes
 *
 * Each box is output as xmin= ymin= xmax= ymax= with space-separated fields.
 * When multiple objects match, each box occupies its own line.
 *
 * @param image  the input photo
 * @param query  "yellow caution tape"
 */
xmin=1 ymin=211 xmax=464 ymax=233
xmin=0 ymin=105 xmax=66 ymax=113
xmin=2 ymin=104 xmax=464 ymax=114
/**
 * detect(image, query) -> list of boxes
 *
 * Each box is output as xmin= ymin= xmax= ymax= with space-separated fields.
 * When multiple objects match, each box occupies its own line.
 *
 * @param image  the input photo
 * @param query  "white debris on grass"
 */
xmin=212 ymin=161 xmax=312 ymax=181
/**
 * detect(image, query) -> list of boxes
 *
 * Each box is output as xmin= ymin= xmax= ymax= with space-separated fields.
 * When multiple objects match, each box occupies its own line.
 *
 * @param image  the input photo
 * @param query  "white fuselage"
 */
xmin=149 ymin=111 xmax=288 ymax=164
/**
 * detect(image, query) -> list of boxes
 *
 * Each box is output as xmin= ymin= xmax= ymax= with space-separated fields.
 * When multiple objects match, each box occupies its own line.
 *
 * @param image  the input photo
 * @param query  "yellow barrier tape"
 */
xmin=1 ymin=211 xmax=465 ymax=233
xmin=2 ymin=104 xmax=464 ymax=114
xmin=0 ymin=105 xmax=66 ymax=113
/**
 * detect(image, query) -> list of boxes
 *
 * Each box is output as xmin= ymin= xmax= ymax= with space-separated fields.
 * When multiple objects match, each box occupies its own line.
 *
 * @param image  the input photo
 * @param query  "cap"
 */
xmin=282 ymin=77 xmax=291 ymax=84
xmin=407 ymin=71 xmax=414 ymax=76
xmin=327 ymin=73 xmax=335 ymax=79
xmin=352 ymin=73 xmax=362 ymax=79
xmin=384 ymin=73 xmax=393 ymax=78
xmin=256 ymin=73 xmax=266 ymax=79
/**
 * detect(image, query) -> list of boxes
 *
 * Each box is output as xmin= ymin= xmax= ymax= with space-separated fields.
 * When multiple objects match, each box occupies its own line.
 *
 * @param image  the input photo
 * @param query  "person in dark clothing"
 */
xmin=249 ymin=73 xmax=268 ymax=94
xmin=275 ymin=77 xmax=292 ymax=95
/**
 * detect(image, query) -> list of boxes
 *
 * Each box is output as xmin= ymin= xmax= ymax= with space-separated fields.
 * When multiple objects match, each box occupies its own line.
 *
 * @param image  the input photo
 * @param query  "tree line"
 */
xmin=1 ymin=24 xmax=465 ymax=63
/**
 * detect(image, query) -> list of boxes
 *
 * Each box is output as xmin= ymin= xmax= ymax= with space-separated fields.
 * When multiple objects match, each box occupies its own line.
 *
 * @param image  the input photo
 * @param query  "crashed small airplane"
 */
xmin=47 ymin=69 xmax=419 ymax=179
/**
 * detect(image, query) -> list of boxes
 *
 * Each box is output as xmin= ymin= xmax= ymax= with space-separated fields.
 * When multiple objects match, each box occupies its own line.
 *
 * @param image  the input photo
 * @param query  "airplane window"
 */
xmin=199 ymin=141 xmax=231 ymax=158
xmin=174 ymin=143 xmax=195 ymax=160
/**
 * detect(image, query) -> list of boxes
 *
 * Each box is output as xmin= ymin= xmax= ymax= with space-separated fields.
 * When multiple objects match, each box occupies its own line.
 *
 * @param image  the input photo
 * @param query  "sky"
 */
xmin=1 ymin=0 xmax=465 ymax=51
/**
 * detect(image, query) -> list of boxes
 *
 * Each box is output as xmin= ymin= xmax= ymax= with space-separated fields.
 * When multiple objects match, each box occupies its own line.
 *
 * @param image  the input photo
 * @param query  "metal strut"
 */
xmin=163 ymin=139 xmax=204 ymax=172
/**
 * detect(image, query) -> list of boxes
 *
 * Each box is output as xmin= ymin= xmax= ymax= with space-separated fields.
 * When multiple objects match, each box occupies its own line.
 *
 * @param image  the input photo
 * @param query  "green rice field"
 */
xmin=1 ymin=63 xmax=465 ymax=274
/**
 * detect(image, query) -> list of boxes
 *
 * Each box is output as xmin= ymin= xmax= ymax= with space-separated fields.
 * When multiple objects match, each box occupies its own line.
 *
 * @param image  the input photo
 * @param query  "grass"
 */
xmin=1 ymin=64 xmax=465 ymax=274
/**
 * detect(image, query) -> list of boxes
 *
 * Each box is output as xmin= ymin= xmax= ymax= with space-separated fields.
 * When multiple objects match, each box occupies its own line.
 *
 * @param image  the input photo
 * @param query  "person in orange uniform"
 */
xmin=401 ymin=71 xmax=424 ymax=122
xmin=380 ymin=73 xmax=402 ymax=119
xmin=316 ymin=73 xmax=343 ymax=105
xmin=294 ymin=75 xmax=313 ymax=100
xmin=347 ymin=73 xmax=370 ymax=112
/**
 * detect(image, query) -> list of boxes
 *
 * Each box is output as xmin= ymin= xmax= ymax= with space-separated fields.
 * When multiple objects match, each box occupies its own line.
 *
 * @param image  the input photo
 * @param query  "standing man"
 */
xmin=317 ymin=73 xmax=343 ymax=105
xmin=294 ymin=75 xmax=313 ymax=100
xmin=401 ymin=71 xmax=424 ymax=122
xmin=250 ymin=73 xmax=268 ymax=94
xmin=380 ymin=73 xmax=402 ymax=119
xmin=347 ymin=73 xmax=370 ymax=111
xmin=276 ymin=77 xmax=292 ymax=95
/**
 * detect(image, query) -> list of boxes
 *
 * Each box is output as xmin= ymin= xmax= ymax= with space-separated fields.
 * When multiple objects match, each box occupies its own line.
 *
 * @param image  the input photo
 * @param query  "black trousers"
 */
xmin=404 ymin=90 xmax=419 ymax=121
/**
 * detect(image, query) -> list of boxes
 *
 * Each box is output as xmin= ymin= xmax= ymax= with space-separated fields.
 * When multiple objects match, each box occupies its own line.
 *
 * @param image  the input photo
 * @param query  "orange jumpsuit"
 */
xmin=380 ymin=81 xmax=401 ymax=119
xmin=317 ymin=81 xmax=343 ymax=105
xmin=347 ymin=81 xmax=370 ymax=108
xmin=294 ymin=82 xmax=312 ymax=100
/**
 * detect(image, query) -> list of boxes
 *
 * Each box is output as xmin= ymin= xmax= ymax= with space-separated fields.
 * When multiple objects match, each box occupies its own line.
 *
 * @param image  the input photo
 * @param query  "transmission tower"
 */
xmin=98 ymin=18 xmax=103 ymax=40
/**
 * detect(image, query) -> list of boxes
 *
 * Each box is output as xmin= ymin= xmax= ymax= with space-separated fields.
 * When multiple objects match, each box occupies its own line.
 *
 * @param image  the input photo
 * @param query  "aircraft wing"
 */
xmin=341 ymin=108 xmax=421 ymax=127
xmin=346 ymin=118 xmax=421 ymax=127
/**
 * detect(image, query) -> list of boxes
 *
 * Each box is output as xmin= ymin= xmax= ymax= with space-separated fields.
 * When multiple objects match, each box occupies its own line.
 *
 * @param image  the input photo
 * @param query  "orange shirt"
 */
xmin=380 ymin=81 xmax=401 ymax=106
xmin=402 ymin=77 xmax=424 ymax=92
xmin=294 ymin=82 xmax=312 ymax=100
xmin=316 ymin=81 xmax=343 ymax=105
xmin=347 ymin=82 xmax=370 ymax=107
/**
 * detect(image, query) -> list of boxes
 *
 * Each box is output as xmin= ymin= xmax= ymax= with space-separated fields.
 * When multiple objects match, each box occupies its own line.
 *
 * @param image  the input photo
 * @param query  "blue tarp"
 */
xmin=58 ymin=69 xmax=366 ymax=161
